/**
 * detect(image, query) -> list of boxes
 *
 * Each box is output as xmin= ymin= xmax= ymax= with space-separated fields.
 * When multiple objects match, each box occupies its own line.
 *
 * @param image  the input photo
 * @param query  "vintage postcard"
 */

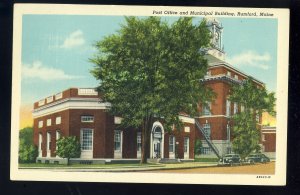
xmin=11 ymin=4 xmax=289 ymax=185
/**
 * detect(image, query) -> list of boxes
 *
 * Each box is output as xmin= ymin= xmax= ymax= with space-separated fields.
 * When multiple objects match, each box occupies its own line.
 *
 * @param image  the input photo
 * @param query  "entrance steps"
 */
xmin=147 ymin=158 xmax=160 ymax=164
xmin=147 ymin=158 xmax=182 ymax=164
xmin=159 ymin=158 xmax=181 ymax=164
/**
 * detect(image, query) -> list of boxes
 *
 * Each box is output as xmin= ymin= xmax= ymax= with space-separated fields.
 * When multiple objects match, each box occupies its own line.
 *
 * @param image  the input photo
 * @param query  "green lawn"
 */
xmin=19 ymin=158 xmax=218 ymax=168
xmin=19 ymin=163 xmax=162 ymax=168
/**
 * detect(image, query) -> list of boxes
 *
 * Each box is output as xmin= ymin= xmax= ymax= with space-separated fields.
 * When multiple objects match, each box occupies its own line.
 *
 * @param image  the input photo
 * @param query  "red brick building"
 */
xmin=32 ymin=18 xmax=272 ymax=164
xmin=195 ymin=55 xmax=264 ymax=158
xmin=33 ymin=88 xmax=196 ymax=163
xmin=194 ymin=18 xmax=265 ymax=158
xmin=261 ymin=126 xmax=276 ymax=159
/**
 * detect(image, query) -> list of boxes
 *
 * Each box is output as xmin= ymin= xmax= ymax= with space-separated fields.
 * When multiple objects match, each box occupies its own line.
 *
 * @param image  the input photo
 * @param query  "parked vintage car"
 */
xmin=218 ymin=154 xmax=241 ymax=166
xmin=245 ymin=153 xmax=270 ymax=164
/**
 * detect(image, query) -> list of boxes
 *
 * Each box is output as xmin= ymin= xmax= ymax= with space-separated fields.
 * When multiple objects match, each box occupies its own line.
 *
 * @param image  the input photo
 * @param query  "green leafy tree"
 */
xmin=91 ymin=16 xmax=214 ymax=163
xmin=19 ymin=127 xmax=38 ymax=163
xmin=194 ymin=139 xmax=203 ymax=157
xmin=229 ymin=78 xmax=276 ymax=159
xmin=231 ymin=112 xmax=261 ymax=159
xmin=56 ymin=136 xmax=81 ymax=165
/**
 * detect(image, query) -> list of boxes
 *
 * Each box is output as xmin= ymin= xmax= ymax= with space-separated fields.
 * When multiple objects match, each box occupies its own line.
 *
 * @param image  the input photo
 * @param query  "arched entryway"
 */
xmin=150 ymin=122 xmax=164 ymax=158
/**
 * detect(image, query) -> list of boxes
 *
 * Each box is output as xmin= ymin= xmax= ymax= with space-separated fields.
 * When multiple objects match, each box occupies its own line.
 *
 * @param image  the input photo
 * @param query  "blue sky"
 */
xmin=21 ymin=15 xmax=277 ymax=105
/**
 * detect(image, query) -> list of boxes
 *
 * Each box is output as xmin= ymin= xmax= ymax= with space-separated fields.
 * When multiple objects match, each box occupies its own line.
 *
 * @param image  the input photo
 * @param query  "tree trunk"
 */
xmin=140 ymin=128 xmax=147 ymax=164
xmin=140 ymin=117 xmax=152 ymax=164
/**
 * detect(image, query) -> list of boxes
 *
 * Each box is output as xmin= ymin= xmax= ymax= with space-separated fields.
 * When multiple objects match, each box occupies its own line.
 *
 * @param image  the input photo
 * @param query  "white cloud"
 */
xmin=22 ymin=61 xmax=83 ymax=81
xmin=60 ymin=30 xmax=85 ymax=49
xmin=227 ymin=50 xmax=271 ymax=70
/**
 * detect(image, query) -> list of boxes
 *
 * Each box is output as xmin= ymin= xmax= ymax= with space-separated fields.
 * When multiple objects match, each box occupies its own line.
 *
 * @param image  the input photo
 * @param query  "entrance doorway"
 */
xmin=184 ymin=137 xmax=190 ymax=159
xmin=150 ymin=122 xmax=164 ymax=158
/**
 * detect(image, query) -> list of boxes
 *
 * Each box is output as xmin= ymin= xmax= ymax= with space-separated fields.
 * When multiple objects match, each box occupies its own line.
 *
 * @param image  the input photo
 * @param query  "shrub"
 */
xmin=19 ymin=127 xmax=38 ymax=163
xmin=56 ymin=136 xmax=81 ymax=165
xmin=194 ymin=139 xmax=202 ymax=156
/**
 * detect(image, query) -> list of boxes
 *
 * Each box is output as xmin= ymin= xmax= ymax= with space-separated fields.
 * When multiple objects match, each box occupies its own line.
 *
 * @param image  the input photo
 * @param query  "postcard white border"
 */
xmin=11 ymin=4 xmax=289 ymax=185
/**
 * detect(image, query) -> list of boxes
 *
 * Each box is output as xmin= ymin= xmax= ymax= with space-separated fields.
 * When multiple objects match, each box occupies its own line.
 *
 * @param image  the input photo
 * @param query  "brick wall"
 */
xmin=165 ymin=122 xmax=195 ymax=159
xmin=104 ymin=112 xmax=115 ymax=158
xmin=262 ymin=132 xmax=276 ymax=152
xmin=122 ymin=128 xmax=139 ymax=158
xmin=33 ymin=109 xmax=70 ymax=157
xmin=68 ymin=109 xmax=110 ymax=158
xmin=197 ymin=117 xmax=229 ymax=140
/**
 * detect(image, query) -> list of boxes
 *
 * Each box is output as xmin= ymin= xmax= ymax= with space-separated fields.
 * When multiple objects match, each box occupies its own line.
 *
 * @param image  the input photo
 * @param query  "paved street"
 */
xmin=19 ymin=162 xmax=275 ymax=174
xmin=148 ymin=162 xmax=275 ymax=174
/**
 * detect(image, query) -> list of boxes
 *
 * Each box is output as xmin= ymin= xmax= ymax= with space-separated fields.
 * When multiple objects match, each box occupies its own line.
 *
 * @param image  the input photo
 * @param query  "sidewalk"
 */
xmin=19 ymin=162 xmax=218 ymax=172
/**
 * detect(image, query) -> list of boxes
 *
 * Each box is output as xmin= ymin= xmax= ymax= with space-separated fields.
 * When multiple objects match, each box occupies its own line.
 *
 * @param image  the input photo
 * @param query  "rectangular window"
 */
xmin=203 ymin=124 xmax=211 ymax=140
xmin=227 ymin=71 xmax=231 ymax=77
xmin=47 ymin=132 xmax=51 ymax=150
xmin=81 ymin=115 xmax=94 ymax=123
xmin=114 ymin=130 xmax=122 ymax=152
xmin=114 ymin=117 xmax=123 ymax=124
xmin=184 ymin=126 xmax=190 ymax=133
xmin=201 ymin=147 xmax=211 ymax=154
xmin=81 ymin=129 xmax=93 ymax=151
xmin=169 ymin=136 xmax=175 ymax=153
xmin=137 ymin=132 xmax=142 ymax=152
xmin=233 ymin=102 xmax=238 ymax=114
xmin=184 ymin=137 xmax=189 ymax=153
xmin=203 ymin=102 xmax=211 ymax=115
xmin=234 ymin=75 xmax=238 ymax=80
xmin=226 ymin=99 xmax=231 ymax=116
xmin=47 ymin=119 xmax=51 ymax=126
xmin=56 ymin=116 xmax=61 ymax=125
xmin=38 ymin=121 xmax=43 ymax=128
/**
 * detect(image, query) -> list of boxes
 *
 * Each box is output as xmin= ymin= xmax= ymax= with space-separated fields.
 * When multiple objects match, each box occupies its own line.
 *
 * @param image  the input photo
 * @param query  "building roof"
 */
xmin=204 ymin=54 xmax=265 ymax=86
xmin=205 ymin=54 xmax=227 ymax=66
xmin=33 ymin=88 xmax=101 ymax=109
